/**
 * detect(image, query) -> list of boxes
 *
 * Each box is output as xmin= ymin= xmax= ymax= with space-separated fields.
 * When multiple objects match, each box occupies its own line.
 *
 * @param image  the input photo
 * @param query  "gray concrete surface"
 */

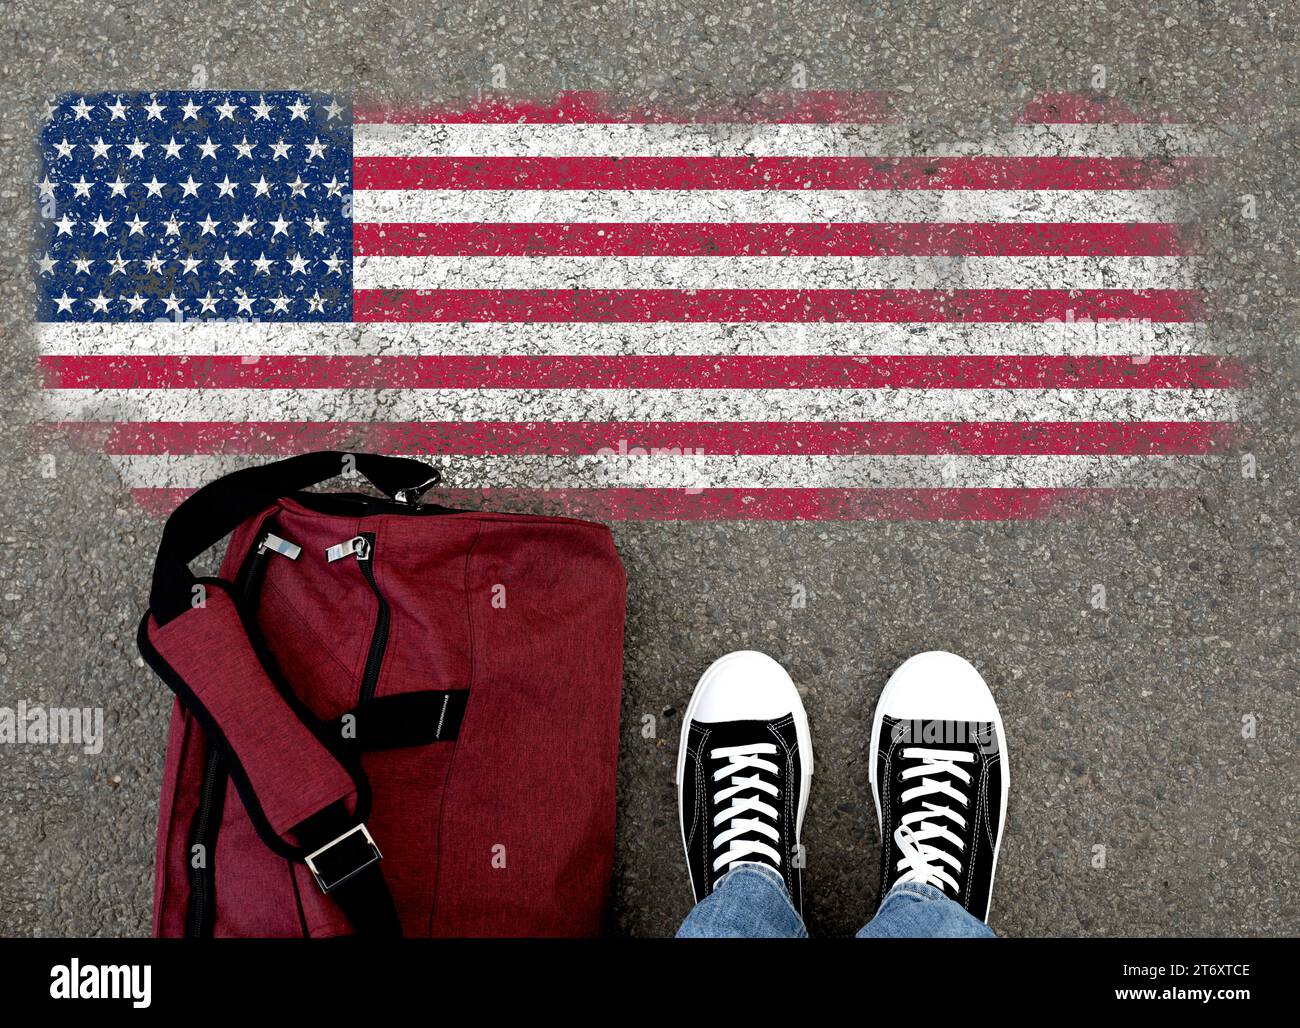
xmin=0 ymin=1 xmax=1296 ymax=937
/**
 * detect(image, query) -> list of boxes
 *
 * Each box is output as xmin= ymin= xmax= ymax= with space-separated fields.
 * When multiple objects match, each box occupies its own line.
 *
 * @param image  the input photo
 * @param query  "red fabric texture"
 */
xmin=152 ymin=500 xmax=626 ymax=937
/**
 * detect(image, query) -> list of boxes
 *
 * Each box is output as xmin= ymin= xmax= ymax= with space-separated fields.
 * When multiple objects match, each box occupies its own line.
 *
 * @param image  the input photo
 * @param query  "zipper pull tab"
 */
xmin=259 ymin=533 xmax=302 ymax=560
xmin=326 ymin=535 xmax=371 ymax=563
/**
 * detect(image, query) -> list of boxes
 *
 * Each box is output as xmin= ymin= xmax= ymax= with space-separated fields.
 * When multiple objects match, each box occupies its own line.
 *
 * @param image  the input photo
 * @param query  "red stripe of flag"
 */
xmin=41 ymin=355 xmax=1243 ymax=390
xmin=46 ymin=420 xmax=1239 ymax=456
xmin=353 ymin=288 xmax=1204 ymax=323
xmin=353 ymin=222 xmax=1194 ymax=258
xmin=353 ymin=155 xmax=1204 ymax=191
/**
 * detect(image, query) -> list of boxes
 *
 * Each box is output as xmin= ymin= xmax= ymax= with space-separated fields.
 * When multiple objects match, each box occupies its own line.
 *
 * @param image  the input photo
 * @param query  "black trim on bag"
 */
xmin=288 ymin=490 xmax=465 ymax=518
xmin=139 ymin=612 xmax=298 ymax=860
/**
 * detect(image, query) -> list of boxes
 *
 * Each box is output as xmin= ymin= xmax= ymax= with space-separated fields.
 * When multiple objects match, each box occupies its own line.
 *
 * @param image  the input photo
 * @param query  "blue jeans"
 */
xmin=676 ymin=863 xmax=996 ymax=938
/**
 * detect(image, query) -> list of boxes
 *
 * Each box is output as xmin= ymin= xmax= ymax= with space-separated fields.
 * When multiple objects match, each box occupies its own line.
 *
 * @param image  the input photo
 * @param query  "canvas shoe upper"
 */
xmin=677 ymin=651 xmax=814 ymax=911
xmin=869 ymin=651 xmax=1009 ymax=923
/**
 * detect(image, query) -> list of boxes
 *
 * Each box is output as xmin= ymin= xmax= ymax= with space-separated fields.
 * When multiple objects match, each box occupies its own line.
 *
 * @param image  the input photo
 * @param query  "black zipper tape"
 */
xmin=355 ymin=532 xmax=389 ymax=705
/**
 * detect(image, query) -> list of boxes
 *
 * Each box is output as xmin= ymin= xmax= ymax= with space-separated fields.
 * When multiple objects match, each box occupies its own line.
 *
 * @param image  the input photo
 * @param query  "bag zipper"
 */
xmin=237 ymin=531 xmax=298 ymax=595
xmin=327 ymin=532 xmax=389 ymax=704
xmin=234 ymin=537 xmax=270 ymax=596
xmin=185 ymin=750 xmax=225 ymax=937
xmin=355 ymin=533 xmax=388 ymax=704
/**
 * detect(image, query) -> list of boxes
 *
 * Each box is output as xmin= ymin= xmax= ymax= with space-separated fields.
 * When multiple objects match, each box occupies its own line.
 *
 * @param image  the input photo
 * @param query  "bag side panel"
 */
xmin=430 ymin=521 xmax=626 ymax=937
xmin=351 ymin=744 xmax=456 ymax=937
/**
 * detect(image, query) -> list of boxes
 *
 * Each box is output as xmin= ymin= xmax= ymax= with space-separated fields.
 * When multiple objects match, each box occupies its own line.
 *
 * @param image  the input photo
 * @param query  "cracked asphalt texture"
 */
xmin=0 ymin=1 xmax=1296 ymax=938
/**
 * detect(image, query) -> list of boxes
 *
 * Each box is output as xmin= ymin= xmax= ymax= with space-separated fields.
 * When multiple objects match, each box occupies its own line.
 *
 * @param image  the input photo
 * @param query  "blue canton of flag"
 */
xmin=36 ymin=91 xmax=352 ymax=322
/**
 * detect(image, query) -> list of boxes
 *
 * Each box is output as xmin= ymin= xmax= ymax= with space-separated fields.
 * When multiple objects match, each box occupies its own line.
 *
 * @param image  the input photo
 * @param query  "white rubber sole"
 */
xmin=868 ymin=651 xmax=1010 ymax=922
xmin=677 ymin=650 xmax=815 ymax=875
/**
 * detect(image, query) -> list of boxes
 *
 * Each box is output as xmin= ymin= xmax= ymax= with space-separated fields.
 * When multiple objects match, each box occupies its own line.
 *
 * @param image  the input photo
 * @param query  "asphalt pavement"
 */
xmin=0 ymin=0 xmax=1295 ymax=937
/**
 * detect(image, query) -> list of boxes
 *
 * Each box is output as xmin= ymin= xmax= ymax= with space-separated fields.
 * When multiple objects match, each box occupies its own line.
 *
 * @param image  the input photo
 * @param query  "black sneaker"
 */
xmin=678 ymin=651 xmax=814 ymax=911
xmin=869 ymin=651 xmax=1009 ymax=922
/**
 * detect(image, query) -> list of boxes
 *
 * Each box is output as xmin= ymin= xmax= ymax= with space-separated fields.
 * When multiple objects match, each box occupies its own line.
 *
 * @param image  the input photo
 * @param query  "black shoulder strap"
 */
xmin=150 ymin=451 xmax=439 ymax=624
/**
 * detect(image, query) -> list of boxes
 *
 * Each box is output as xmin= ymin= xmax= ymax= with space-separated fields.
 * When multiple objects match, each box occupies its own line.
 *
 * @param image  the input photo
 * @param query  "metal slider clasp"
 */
xmin=326 ymin=535 xmax=371 ymax=562
xmin=259 ymin=533 xmax=302 ymax=560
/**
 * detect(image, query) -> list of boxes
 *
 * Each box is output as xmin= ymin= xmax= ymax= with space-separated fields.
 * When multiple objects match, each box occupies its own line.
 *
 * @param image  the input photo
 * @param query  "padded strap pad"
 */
xmin=139 ymin=582 xmax=358 ymax=854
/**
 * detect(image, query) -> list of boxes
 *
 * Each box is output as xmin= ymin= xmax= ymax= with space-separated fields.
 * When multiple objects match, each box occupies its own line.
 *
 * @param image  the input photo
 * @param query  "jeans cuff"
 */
xmin=884 ymin=881 xmax=952 ymax=904
xmin=717 ymin=861 xmax=788 ymax=895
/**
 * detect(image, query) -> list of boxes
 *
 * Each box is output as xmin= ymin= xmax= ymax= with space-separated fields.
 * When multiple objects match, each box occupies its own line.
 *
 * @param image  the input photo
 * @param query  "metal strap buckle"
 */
xmin=303 ymin=823 xmax=382 ymax=893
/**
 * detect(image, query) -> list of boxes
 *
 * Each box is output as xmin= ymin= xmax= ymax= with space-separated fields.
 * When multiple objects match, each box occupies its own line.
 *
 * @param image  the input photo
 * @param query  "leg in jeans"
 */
xmin=856 ymin=882 xmax=996 ymax=939
xmin=677 ymin=863 xmax=807 ymax=938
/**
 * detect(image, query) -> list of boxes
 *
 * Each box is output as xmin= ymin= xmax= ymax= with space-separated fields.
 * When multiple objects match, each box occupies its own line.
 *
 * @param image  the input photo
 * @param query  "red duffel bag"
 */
xmin=137 ymin=452 xmax=627 ymax=938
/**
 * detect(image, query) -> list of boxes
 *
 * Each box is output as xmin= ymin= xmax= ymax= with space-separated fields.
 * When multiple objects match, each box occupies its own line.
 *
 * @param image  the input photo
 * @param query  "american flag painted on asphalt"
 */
xmin=36 ymin=90 xmax=1242 ymax=519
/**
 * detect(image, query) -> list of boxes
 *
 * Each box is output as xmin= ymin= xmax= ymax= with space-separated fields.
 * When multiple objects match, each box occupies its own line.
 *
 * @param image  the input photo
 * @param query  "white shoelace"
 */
xmin=892 ymin=746 xmax=976 ymax=894
xmin=709 ymin=743 xmax=782 ymax=873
